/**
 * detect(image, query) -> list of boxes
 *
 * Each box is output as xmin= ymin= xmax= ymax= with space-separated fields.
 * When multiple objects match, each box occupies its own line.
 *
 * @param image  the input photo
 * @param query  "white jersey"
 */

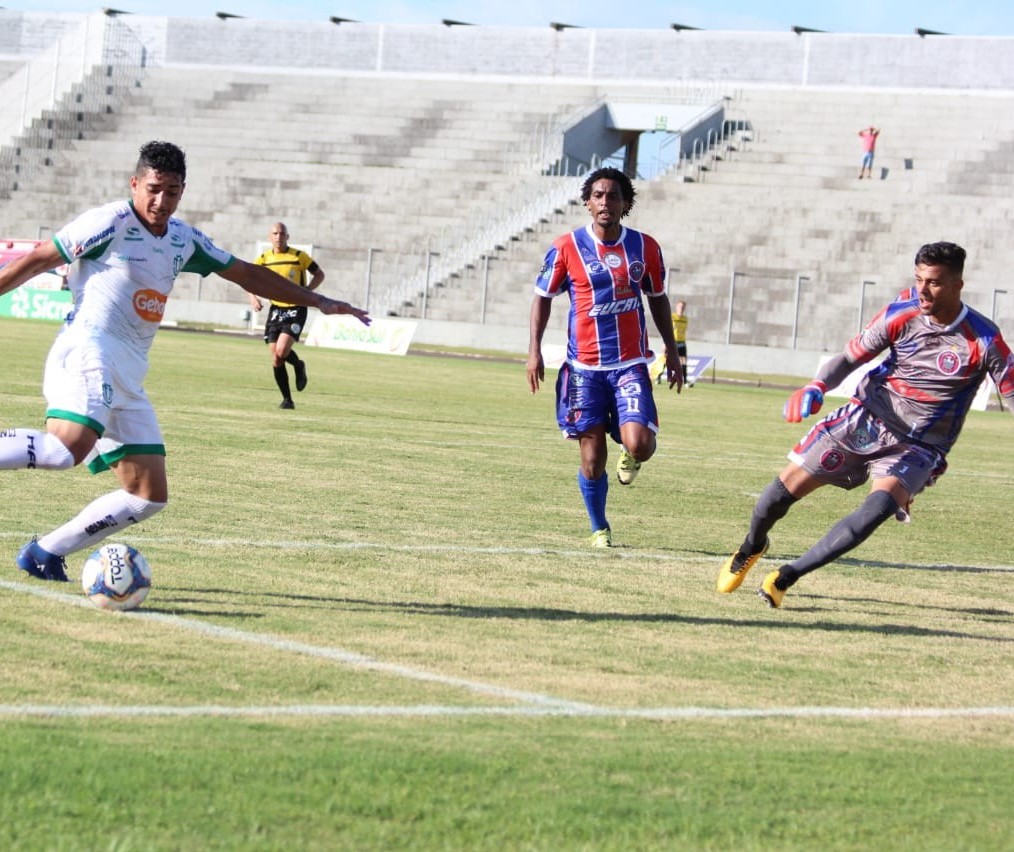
xmin=53 ymin=199 xmax=235 ymax=356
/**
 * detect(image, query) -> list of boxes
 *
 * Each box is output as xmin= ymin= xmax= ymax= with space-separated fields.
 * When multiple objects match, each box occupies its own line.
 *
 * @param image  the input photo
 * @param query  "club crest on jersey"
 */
xmin=849 ymin=425 xmax=875 ymax=451
xmin=628 ymin=260 xmax=645 ymax=283
xmin=820 ymin=448 xmax=845 ymax=471
xmin=102 ymin=382 xmax=114 ymax=408
xmin=936 ymin=350 xmax=961 ymax=375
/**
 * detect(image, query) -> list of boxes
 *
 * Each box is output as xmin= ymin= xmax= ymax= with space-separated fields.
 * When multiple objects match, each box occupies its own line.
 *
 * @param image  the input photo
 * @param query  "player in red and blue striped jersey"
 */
xmin=716 ymin=241 xmax=1014 ymax=607
xmin=527 ymin=167 xmax=682 ymax=548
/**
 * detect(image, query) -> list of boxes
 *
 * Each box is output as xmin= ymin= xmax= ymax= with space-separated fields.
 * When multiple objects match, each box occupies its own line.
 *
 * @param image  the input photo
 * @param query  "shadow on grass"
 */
xmin=154 ymin=586 xmax=1014 ymax=642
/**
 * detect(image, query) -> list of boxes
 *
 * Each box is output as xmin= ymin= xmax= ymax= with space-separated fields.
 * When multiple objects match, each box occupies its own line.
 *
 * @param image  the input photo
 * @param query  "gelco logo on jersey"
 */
xmin=133 ymin=289 xmax=167 ymax=322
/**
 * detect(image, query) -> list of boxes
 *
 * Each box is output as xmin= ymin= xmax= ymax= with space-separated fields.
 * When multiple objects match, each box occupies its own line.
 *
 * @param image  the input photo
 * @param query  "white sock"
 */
xmin=39 ymin=489 xmax=167 ymax=556
xmin=0 ymin=429 xmax=74 ymax=470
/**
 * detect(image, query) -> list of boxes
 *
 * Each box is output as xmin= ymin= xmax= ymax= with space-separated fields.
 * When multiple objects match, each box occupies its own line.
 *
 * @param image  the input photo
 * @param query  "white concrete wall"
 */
xmin=163 ymin=296 xmax=826 ymax=379
xmin=3 ymin=12 xmax=1014 ymax=91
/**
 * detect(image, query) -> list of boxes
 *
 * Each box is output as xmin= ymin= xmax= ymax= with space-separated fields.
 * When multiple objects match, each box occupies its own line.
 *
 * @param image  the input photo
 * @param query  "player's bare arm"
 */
xmin=0 ymin=240 xmax=63 ymax=296
xmin=527 ymin=295 xmax=552 ymax=394
xmin=647 ymin=292 xmax=682 ymax=392
xmin=220 ymin=259 xmax=371 ymax=325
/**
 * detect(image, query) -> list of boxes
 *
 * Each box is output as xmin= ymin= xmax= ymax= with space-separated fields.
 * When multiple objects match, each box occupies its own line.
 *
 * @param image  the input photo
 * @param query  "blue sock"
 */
xmin=578 ymin=470 xmax=609 ymax=532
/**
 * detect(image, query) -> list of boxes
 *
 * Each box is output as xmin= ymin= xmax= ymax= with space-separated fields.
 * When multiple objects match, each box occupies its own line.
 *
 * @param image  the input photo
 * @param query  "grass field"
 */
xmin=1 ymin=316 xmax=1012 ymax=850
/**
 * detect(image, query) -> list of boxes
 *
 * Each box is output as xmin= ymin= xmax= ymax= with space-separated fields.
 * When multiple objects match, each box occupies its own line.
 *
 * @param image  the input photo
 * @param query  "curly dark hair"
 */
xmin=136 ymin=140 xmax=186 ymax=182
xmin=580 ymin=166 xmax=636 ymax=216
xmin=914 ymin=241 xmax=965 ymax=276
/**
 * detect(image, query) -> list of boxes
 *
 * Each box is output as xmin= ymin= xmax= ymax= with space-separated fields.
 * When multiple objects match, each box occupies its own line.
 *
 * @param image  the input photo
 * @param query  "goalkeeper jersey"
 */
xmin=846 ymin=297 xmax=1014 ymax=452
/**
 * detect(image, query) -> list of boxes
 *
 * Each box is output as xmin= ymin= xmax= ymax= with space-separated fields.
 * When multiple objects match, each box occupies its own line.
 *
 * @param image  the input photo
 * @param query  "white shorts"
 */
xmin=42 ymin=326 xmax=165 ymax=473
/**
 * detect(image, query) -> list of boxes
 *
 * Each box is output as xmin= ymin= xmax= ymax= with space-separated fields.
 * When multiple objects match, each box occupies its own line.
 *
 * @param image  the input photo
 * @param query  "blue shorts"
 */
xmin=861 ymin=151 xmax=875 ymax=168
xmin=554 ymin=362 xmax=659 ymax=442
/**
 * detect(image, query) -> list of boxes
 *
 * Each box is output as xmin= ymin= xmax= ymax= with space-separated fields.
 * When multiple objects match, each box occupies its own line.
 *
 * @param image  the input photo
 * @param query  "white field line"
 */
xmin=0 ymin=578 xmax=593 ymax=712
xmin=2 ymin=703 xmax=1014 ymax=720
xmin=3 ymin=576 xmax=1014 ymax=721
xmin=4 ymin=531 xmax=1013 ymax=570
xmin=3 ymin=540 xmax=1013 ymax=721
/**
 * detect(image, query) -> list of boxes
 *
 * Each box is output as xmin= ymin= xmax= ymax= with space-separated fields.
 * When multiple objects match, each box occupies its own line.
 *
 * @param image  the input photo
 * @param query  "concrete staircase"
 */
xmin=428 ymin=85 xmax=1014 ymax=350
xmin=0 ymin=67 xmax=604 ymax=309
xmin=4 ymin=69 xmax=1014 ymax=351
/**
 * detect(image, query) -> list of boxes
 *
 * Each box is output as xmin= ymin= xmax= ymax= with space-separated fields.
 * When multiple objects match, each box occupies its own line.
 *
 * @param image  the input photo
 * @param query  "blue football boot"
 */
xmin=16 ymin=539 xmax=69 ymax=582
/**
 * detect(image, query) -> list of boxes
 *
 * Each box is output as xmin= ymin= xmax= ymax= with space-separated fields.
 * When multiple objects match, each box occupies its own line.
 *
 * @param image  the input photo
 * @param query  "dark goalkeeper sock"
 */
xmin=781 ymin=490 xmax=900 ymax=584
xmin=742 ymin=476 xmax=797 ymax=555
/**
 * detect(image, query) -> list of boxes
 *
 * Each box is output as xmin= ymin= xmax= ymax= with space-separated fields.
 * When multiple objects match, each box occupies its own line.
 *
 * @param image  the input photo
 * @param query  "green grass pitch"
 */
xmin=1 ymin=317 xmax=1012 ymax=850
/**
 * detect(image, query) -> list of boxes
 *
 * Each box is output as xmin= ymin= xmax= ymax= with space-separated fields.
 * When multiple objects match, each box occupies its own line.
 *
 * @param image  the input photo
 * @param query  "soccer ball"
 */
xmin=81 ymin=543 xmax=152 ymax=611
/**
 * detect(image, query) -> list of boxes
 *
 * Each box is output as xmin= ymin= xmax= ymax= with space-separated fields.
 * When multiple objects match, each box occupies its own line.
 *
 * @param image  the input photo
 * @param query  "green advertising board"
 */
xmin=0 ymin=287 xmax=73 ymax=322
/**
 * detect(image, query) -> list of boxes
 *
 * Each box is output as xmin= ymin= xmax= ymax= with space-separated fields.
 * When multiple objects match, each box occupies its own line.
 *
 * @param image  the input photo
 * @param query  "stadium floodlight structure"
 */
xmin=915 ymin=27 xmax=949 ymax=37
xmin=442 ymin=19 xmax=474 ymax=27
xmin=329 ymin=16 xmax=359 ymax=24
xmin=671 ymin=23 xmax=701 ymax=31
xmin=215 ymin=11 xmax=244 ymax=19
xmin=102 ymin=7 xmax=130 ymax=15
xmin=791 ymin=25 xmax=825 ymax=34
xmin=550 ymin=22 xmax=580 ymax=31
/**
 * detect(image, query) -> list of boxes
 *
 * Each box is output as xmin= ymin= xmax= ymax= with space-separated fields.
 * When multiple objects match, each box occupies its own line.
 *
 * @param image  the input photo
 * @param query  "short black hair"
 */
xmin=914 ymin=241 xmax=965 ymax=276
xmin=136 ymin=140 xmax=186 ymax=182
xmin=580 ymin=166 xmax=636 ymax=216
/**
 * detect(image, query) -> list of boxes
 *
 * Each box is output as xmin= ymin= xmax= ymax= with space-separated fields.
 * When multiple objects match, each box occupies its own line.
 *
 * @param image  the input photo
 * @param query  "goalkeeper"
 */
xmin=716 ymin=241 xmax=1014 ymax=608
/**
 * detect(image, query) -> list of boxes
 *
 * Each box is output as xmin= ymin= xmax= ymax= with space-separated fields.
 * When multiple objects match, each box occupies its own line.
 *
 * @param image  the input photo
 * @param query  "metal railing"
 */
xmin=0 ymin=14 xmax=148 ymax=199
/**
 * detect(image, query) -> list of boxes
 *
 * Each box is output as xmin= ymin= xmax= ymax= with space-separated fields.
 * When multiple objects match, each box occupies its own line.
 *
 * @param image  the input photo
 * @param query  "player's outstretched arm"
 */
xmin=0 ymin=240 xmax=64 ymax=297
xmin=220 ymin=259 xmax=370 ymax=325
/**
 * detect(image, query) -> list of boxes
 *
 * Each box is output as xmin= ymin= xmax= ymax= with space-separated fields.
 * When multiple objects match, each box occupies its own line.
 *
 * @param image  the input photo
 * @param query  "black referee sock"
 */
xmin=273 ymin=364 xmax=292 ymax=400
xmin=781 ymin=490 xmax=899 ymax=583
xmin=742 ymin=476 xmax=797 ymax=555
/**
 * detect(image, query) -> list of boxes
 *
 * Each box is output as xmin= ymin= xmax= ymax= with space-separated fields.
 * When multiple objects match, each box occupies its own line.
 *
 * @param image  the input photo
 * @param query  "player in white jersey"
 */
xmin=0 ymin=140 xmax=371 ymax=581
xmin=715 ymin=241 xmax=1014 ymax=608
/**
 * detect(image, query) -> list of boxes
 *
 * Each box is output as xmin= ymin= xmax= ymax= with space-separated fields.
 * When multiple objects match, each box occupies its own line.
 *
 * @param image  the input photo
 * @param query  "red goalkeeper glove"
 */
xmin=783 ymin=381 xmax=827 ymax=423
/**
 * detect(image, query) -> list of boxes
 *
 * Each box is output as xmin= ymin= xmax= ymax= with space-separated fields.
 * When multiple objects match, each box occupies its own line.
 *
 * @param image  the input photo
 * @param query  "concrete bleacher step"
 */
xmin=7 ymin=66 xmax=1014 ymax=346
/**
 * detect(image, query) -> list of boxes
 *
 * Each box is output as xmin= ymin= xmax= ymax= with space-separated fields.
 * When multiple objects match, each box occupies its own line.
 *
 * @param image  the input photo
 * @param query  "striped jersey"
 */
xmin=534 ymin=224 xmax=666 ymax=369
xmin=253 ymin=247 xmax=319 ymax=308
xmin=52 ymin=199 xmax=235 ymax=355
xmin=846 ymin=297 xmax=1014 ymax=452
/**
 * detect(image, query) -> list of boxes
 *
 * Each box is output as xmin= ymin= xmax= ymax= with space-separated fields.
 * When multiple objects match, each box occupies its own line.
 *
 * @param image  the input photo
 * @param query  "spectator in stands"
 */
xmin=858 ymin=126 xmax=880 ymax=179
xmin=0 ymin=140 xmax=370 ymax=582
xmin=527 ymin=166 xmax=682 ymax=549
xmin=248 ymin=222 xmax=325 ymax=409
xmin=652 ymin=299 xmax=690 ymax=387
xmin=716 ymin=241 xmax=1014 ymax=608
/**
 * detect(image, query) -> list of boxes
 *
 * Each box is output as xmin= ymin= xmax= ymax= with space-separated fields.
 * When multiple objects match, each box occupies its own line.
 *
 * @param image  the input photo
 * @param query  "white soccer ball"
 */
xmin=81 ymin=543 xmax=152 ymax=611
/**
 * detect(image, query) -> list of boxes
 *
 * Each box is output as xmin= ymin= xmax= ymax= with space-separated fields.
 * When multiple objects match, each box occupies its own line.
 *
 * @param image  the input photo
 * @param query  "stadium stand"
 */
xmin=2 ymin=12 xmax=1014 ymax=369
